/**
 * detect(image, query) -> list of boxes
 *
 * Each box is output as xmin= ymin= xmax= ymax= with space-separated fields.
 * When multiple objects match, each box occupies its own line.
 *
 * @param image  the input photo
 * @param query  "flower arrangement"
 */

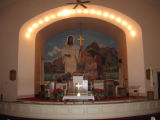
xmin=94 ymin=88 xmax=104 ymax=101
xmin=53 ymin=88 xmax=63 ymax=101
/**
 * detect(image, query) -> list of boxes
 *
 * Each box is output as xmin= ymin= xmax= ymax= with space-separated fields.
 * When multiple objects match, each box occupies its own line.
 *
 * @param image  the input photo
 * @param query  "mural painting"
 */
xmin=44 ymin=29 xmax=119 ymax=82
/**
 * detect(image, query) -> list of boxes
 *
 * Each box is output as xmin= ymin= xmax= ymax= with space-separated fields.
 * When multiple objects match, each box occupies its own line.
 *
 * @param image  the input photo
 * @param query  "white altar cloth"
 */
xmin=63 ymin=96 xmax=95 ymax=101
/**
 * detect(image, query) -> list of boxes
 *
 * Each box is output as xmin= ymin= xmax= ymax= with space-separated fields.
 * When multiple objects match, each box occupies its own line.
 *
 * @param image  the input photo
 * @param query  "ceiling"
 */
xmin=0 ymin=0 xmax=160 ymax=9
xmin=0 ymin=0 xmax=17 ymax=8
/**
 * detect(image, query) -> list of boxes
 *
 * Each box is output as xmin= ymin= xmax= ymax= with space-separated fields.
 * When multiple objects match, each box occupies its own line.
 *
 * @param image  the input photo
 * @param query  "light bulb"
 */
xmin=50 ymin=15 xmax=55 ymax=19
xmin=116 ymin=17 xmax=121 ymax=22
xmin=90 ymin=10 xmax=95 ymax=14
xmin=131 ymin=30 xmax=136 ymax=36
xmin=45 ymin=16 xmax=50 ymax=22
xmin=26 ymin=33 xmax=30 ymax=38
xmin=38 ymin=20 xmax=43 ymax=24
xmin=103 ymin=12 xmax=109 ymax=17
xmin=122 ymin=21 xmax=127 ymax=26
xmin=110 ymin=14 xmax=115 ymax=19
xmin=77 ymin=9 xmax=82 ymax=13
xmin=57 ymin=12 xmax=62 ymax=16
xmin=62 ymin=9 xmax=70 ymax=16
xmin=83 ymin=9 xmax=88 ymax=14
xmin=28 ymin=28 xmax=33 ymax=32
xmin=127 ymin=25 xmax=132 ymax=30
xmin=33 ymin=23 xmax=38 ymax=28
xmin=97 ymin=11 xmax=101 ymax=15
xmin=70 ymin=9 xmax=75 ymax=14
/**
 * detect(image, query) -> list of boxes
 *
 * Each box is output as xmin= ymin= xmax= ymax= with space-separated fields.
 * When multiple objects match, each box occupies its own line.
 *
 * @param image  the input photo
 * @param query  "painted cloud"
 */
xmin=48 ymin=46 xmax=61 ymax=57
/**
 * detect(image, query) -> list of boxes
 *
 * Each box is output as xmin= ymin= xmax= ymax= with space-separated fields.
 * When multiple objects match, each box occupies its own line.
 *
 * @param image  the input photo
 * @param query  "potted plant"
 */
xmin=94 ymin=88 xmax=104 ymax=101
xmin=53 ymin=88 xmax=63 ymax=101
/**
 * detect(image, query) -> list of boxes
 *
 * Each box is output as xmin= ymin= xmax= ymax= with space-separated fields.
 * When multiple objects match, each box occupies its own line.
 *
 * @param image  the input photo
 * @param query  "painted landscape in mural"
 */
xmin=44 ymin=29 xmax=119 ymax=81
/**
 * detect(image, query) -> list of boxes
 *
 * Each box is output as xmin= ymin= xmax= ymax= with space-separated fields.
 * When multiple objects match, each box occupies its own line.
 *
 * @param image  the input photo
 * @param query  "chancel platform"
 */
xmin=0 ymin=99 xmax=160 ymax=120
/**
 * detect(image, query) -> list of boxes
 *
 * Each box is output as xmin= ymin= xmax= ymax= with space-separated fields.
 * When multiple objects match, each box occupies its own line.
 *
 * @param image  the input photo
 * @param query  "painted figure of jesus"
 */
xmin=61 ymin=35 xmax=79 ymax=74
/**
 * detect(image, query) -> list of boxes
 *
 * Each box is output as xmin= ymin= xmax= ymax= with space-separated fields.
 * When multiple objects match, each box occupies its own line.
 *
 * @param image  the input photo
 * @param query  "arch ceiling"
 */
xmin=37 ymin=17 xmax=125 ymax=42
xmin=34 ymin=18 xmax=128 ymax=94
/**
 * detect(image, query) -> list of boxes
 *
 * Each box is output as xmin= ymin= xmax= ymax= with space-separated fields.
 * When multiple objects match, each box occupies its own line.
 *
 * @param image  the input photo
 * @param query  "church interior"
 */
xmin=0 ymin=0 xmax=160 ymax=120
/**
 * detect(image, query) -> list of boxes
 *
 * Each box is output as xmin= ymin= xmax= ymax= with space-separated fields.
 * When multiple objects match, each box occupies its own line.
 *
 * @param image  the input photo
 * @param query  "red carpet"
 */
xmin=101 ymin=96 xmax=145 ymax=101
xmin=18 ymin=96 xmax=145 ymax=102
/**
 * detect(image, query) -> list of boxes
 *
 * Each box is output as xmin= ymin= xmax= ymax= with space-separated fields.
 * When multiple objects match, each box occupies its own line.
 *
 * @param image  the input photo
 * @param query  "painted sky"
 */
xmin=45 ymin=29 xmax=118 ymax=62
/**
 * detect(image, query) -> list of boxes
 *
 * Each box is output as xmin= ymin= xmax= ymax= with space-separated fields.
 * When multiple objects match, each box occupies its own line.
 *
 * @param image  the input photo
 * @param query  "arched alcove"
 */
xmin=18 ymin=5 xmax=145 ymax=98
xmin=35 ymin=17 xmax=127 ymax=94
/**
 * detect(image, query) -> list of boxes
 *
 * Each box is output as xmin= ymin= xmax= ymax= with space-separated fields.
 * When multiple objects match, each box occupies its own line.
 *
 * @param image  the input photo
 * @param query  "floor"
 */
xmin=0 ymin=113 xmax=160 ymax=120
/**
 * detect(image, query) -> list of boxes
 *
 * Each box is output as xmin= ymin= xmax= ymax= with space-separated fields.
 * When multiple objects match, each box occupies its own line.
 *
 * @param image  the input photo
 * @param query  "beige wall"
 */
xmin=0 ymin=0 xmax=160 ymax=101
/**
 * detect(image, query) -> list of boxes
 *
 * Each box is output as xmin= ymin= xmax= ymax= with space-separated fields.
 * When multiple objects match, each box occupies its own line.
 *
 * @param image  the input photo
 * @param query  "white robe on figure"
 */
xmin=62 ymin=44 xmax=79 ymax=74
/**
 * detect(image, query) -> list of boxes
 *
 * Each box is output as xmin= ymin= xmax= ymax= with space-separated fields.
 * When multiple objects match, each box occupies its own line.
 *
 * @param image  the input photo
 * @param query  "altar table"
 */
xmin=63 ymin=96 xmax=95 ymax=101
